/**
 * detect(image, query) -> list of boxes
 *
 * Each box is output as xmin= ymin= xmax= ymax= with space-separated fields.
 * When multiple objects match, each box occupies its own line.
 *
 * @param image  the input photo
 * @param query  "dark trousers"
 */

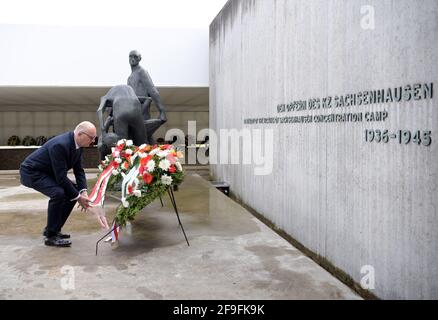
xmin=20 ymin=166 xmax=77 ymax=237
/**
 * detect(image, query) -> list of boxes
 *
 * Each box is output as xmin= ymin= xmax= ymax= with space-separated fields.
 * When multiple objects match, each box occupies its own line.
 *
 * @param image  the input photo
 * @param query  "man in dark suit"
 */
xmin=19 ymin=121 xmax=96 ymax=247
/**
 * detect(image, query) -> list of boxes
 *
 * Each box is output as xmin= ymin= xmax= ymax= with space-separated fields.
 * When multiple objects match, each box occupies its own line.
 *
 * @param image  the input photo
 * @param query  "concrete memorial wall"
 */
xmin=210 ymin=0 xmax=437 ymax=299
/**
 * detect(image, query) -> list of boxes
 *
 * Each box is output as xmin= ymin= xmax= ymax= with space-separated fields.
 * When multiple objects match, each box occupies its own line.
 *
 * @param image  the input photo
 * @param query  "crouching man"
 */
xmin=19 ymin=121 xmax=96 ymax=247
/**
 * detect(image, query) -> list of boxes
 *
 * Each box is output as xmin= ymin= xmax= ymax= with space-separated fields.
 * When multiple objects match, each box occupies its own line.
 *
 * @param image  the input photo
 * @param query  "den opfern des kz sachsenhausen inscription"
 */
xmin=243 ymin=82 xmax=433 ymax=146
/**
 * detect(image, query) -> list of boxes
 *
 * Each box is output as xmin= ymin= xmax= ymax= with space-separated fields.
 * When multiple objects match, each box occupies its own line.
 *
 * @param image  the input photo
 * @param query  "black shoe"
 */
xmin=44 ymin=236 xmax=72 ymax=247
xmin=43 ymin=229 xmax=70 ymax=239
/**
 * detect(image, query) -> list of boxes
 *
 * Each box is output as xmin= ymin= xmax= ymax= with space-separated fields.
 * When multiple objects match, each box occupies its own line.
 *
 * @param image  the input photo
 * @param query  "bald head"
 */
xmin=74 ymin=121 xmax=97 ymax=147
xmin=75 ymin=121 xmax=95 ymax=133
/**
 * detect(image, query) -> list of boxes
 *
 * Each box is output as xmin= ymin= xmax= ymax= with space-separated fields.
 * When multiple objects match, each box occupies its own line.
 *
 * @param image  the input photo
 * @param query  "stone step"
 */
xmin=183 ymin=165 xmax=210 ymax=177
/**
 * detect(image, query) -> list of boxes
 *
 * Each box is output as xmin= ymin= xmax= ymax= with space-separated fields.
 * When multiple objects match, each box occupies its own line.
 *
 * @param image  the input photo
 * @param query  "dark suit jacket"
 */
xmin=20 ymin=131 xmax=87 ymax=199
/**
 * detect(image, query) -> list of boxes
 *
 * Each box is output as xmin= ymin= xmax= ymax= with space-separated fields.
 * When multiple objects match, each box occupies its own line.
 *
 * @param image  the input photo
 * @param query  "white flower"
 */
xmin=115 ymin=157 xmax=122 ymax=164
xmin=157 ymin=150 xmax=170 ymax=158
xmin=112 ymin=169 xmax=119 ymax=176
xmin=175 ymin=162 xmax=182 ymax=171
xmin=146 ymin=160 xmax=156 ymax=172
xmin=121 ymin=197 xmax=129 ymax=208
xmin=105 ymin=155 xmax=111 ymax=162
xmin=133 ymin=190 xmax=142 ymax=198
xmin=149 ymin=148 xmax=159 ymax=156
xmin=125 ymin=149 xmax=133 ymax=155
xmin=126 ymin=140 xmax=133 ymax=146
xmin=117 ymin=139 xmax=125 ymax=146
xmin=139 ymin=144 xmax=147 ymax=149
xmin=139 ymin=152 xmax=148 ymax=158
xmin=161 ymin=174 xmax=173 ymax=185
xmin=159 ymin=159 xmax=171 ymax=171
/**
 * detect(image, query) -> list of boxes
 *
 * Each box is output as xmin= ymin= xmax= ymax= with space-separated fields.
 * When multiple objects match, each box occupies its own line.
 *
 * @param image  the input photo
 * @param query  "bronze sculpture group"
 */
xmin=97 ymin=50 xmax=167 ymax=160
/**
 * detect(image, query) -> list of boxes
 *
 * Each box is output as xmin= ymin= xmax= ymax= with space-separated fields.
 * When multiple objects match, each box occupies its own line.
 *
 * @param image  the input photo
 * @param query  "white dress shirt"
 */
xmin=71 ymin=140 xmax=88 ymax=201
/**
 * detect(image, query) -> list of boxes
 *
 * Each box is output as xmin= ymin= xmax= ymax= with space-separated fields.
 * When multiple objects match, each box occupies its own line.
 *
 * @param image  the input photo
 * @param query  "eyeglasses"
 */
xmin=81 ymin=131 xmax=96 ymax=140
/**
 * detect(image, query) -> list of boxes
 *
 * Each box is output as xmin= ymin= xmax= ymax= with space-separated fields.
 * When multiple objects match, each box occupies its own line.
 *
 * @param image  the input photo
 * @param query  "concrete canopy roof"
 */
xmin=0 ymin=86 xmax=208 ymax=112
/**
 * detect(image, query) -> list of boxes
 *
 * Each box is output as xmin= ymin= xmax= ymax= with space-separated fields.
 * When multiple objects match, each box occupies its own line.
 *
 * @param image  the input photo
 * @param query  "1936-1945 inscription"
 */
xmin=243 ymin=82 xmax=433 ymax=147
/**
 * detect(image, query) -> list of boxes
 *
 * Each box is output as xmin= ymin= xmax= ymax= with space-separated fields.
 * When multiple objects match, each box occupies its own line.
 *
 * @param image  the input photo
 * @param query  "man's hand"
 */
xmin=77 ymin=193 xmax=90 ymax=211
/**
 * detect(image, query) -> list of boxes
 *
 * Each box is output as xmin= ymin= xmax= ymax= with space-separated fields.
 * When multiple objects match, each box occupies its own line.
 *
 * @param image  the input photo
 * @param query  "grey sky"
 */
xmin=0 ymin=0 xmax=229 ymax=28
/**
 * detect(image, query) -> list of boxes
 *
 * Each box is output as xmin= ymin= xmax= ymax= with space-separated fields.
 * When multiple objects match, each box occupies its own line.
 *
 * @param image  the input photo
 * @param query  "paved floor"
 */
xmin=0 ymin=172 xmax=361 ymax=300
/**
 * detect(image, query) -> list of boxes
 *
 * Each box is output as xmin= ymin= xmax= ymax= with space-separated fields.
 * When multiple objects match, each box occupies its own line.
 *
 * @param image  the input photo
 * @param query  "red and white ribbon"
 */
xmin=111 ymin=221 xmax=120 ymax=242
xmin=89 ymin=163 xmax=116 ymax=207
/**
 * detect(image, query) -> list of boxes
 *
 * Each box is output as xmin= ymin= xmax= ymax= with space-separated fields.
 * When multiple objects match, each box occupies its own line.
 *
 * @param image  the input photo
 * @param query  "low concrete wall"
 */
xmin=210 ymin=0 xmax=438 ymax=299
xmin=0 ymin=147 xmax=100 ymax=170
xmin=0 ymin=146 xmax=207 ymax=170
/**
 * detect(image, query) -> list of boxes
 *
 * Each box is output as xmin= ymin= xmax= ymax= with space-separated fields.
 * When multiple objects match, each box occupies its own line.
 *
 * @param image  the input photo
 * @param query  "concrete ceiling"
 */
xmin=0 ymin=86 xmax=209 ymax=112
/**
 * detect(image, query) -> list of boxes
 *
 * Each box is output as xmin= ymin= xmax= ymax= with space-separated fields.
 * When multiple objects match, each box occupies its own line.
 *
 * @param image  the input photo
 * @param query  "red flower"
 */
xmin=140 ymin=155 xmax=152 ymax=167
xmin=127 ymin=184 xmax=133 ymax=194
xmin=111 ymin=161 xmax=119 ymax=168
xmin=169 ymin=165 xmax=176 ymax=173
xmin=142 ymin=173 xmax=153 ymax=184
